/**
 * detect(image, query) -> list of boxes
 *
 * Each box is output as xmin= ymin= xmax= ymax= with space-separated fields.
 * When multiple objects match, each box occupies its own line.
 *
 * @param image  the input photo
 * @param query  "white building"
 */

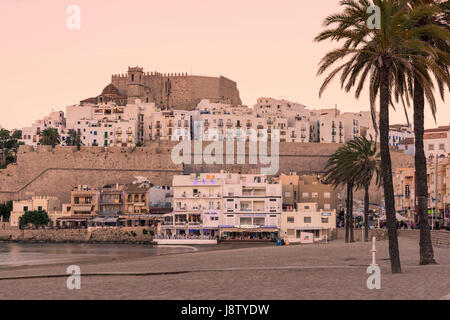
xmin=73 ymin=118 xmax=137 ymax=147
xmin=161 ymin=173 xmax=282 ymax=241
xmin=145 ymin=109 xmax=191 ymax=141
xmin=424 ymin=125 xmax=450 ymax=158
xmin=20 ymin=111 xmax=68 ymax=146
xmin=309 ymin=111 xmax=345 ymax=144
xmin=280 ymin=202 xmax=336 ymax=242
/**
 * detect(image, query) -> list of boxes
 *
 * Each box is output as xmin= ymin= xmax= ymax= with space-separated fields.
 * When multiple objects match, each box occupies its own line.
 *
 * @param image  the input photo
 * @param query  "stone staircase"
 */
xmin=398 ymin=230 xmax=450 ymax=248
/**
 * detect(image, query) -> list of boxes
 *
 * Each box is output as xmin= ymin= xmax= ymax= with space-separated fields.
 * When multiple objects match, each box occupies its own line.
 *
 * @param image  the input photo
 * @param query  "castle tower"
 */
xmin=127 ymin=66 xmax=145 ymax=104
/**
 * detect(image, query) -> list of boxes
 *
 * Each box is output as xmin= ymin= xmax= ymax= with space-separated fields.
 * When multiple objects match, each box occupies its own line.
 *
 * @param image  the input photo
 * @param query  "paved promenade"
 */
xmin=0 ymin=237 xmax=448 ymax=300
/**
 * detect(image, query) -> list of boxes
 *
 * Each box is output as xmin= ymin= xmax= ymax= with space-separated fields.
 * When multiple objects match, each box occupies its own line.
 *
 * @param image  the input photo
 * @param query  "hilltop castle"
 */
xmin=81 ymin=66 xmax=242 ymax=110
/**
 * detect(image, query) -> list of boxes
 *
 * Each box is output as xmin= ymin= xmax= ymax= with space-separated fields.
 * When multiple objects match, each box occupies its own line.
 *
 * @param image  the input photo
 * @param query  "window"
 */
xmin=321 ymin=218 xmax=329 ymax=223
xmin=324 ymin=204 xmax=331 ymax=210
xmin=439 ymin=144 xmax=445 ymax=150
xmin=324 ymin=192 xmax=330 ymax=199
xmin=37 ymin=206 xmax=43 ymax=211
xmin=285 ymin=192 xmax=291 ymax=197
xmin=304 ymin=217 xmax=312 ymax=223
xmin=428 ymin=144 xmax=434 ymax=151
xmin=302 ymin=192 xmax=309 ymax=198
xmin=287 ymin=217 xmax=295 ymax=223
xmin=312 ymin=192 xmax=318 ymax=198
xmin=23 ymin=206 xmax=28 ymax=212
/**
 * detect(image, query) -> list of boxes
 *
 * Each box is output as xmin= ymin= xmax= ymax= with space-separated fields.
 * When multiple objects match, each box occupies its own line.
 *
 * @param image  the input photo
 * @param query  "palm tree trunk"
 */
xmin=413 ymin=77 xmax=436 ymax=265
xmin=379 ymin=64 xmax=401 ymax=273
xmin=349 ymin=181 xmax=355 ymax=242
xmin=364 ymin=184 xmax=370 ymax=242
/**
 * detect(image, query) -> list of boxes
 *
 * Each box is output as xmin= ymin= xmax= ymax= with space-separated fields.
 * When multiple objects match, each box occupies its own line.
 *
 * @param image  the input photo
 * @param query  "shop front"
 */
xmin=219 ymin=226 xmax=278 ymax=242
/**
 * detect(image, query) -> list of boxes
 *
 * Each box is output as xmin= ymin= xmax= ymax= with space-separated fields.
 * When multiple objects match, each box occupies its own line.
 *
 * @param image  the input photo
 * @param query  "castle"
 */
xmin=81 ymin=66 xmax=242 ymax=110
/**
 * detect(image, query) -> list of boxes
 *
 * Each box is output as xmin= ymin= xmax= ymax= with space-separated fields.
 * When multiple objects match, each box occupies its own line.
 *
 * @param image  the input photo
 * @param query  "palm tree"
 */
xmin=66 ymin=130 xmax=83 ymax=151
xmin=0 ymin=128 xmax=10 ymax=149
xmin=346 ymin=136 xmax=381 ymax=242
xmin=405 ymin=0 xmax=450 ymax=265
xmin=314 ymin=0 xmax=448 ymax=273
xmin=40 ymin=128 xmax=60 ymax=148
xmin=324 ymin=144 xmax=358 ymax=243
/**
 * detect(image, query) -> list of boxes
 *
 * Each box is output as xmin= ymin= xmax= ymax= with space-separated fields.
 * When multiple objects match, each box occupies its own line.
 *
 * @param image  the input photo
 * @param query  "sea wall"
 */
xmin=0 ymin=227 xmax=155 ymax=243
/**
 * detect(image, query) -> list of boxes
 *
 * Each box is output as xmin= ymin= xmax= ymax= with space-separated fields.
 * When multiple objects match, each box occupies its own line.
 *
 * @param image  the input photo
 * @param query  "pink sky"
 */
xmin=1 ymin=0 xmax=448 ymax=130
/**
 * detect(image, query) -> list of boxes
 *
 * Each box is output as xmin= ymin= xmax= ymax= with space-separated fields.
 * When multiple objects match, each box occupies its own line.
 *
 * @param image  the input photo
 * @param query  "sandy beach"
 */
xmin=0 ymin=237 xmax=448 ymax=300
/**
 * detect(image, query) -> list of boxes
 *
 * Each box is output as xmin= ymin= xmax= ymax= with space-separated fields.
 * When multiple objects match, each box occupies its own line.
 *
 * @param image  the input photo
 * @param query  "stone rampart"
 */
xmin=0 ymin=142 xmax=414 ymax=204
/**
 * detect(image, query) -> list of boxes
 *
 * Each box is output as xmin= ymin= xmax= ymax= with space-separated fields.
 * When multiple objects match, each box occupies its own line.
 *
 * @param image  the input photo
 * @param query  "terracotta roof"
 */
xmin=424 ymin=126 xmax=450 ymax=133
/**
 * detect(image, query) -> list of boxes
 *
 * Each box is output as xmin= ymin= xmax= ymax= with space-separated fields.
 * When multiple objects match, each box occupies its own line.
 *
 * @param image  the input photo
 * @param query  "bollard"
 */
xmin=370 ymin=236 xmax=377 ymax=266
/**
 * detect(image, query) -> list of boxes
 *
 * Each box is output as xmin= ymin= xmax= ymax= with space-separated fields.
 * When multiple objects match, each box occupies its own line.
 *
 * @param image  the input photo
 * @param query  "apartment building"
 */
xmin=56 ymin=185 xmax=99 ymax=228
xmin=280 ymin=202 xmax=336 ymax=242
xmin=162 ymin=173 xmax=282 ymax=241
xmin=309 ymin=111 xmax=345 ymax=144
xmin=393 ymin=168 xmax=416 ymax=222
xmin=73 ymin=118 xmax=137 ymax=147
xmin=279 ymin=173 xmax=339 ymax=211
xmin=220 ymin=173 xmax=282 ymax=241
xmin=10 ymin=196 xmax=63 ymax=227
xmin=145 ymin=109 xmax=191 ymax=141
xmin=162 ymin=173 xmax=223 ymax=237
xmin=20 ymin=111 xmax=68 ymax=146
xmin=424 ymin=125 xmax=450 ymax=158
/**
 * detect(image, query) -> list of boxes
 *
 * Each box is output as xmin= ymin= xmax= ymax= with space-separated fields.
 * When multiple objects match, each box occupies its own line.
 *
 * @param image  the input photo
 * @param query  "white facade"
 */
xmin=424 ymin=126 xmax=450 ymax=158
xmin=161 ymin=173 xmax=282 ymax=240
xmin=21 ymin=111 xmax=67 ymax=146
xmin=280 ymin=202 xmax=336 ymax=242
xmin=73 ymin=118 xmax=137 ymax=147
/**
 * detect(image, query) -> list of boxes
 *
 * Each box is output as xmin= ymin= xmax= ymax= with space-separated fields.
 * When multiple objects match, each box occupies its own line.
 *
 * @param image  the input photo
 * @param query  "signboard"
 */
xmin=321 ymin=212 xmax=332 ymax=216
xmin=300 ymin=232 xmax=314 ymax=244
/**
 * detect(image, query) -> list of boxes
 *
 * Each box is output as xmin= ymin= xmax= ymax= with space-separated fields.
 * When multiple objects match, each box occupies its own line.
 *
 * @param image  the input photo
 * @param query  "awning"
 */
xmin=92 ymin=217 xmax=106 ymax=223
xmin=57 ymin=217 xmax=88 ymax=222
xmin=72 ymin=206 xmax=93 ymax=212
xmin=105 ymin=217 xmax=118 ymax=223
xmin=295 ymin=226 xmax=323 ymax=230
xmin=220 ymin=227 xmax=278 ymax=233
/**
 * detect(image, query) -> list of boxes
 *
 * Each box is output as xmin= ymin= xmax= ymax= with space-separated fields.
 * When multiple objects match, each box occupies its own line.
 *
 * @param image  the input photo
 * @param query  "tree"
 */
xmin=40 ymin=128 xmax=60 ymax=148
xmin=346 ymin=136 xmax=381 ymax=242
xmin=66 ymin=130 xmax=83 ymax=150
xmin=324 ymin=144 xmax=358 ymax=243
xmin=314 ymin=0 xmax=448 ymax=273
xmin=0 ymin=201 xmax=13 ymax=222
xmin=19 ymin=210 xmax=51 ymax=228
xmin=0 ymin=128 xmax=10 ymax=149
xmin=405 ymin=0 xmax=450 ymax=265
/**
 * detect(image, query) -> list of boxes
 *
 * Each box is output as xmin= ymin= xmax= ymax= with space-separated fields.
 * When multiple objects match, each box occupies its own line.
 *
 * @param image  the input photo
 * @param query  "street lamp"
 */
xmin=428 ymin=154 xmax=446 ymax=230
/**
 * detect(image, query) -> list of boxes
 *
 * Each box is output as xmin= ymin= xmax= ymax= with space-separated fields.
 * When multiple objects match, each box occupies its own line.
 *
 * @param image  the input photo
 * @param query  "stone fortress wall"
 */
xmin=110 ymin=68 xmax=241 ymax=110
xmin=0 ymin=142 xmax=414 ymax=205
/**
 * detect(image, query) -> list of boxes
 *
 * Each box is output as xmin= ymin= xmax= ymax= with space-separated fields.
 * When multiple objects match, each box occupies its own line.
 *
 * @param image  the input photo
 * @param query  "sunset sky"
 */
xmin=1 ymin=0 xmax=448 ymax=130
